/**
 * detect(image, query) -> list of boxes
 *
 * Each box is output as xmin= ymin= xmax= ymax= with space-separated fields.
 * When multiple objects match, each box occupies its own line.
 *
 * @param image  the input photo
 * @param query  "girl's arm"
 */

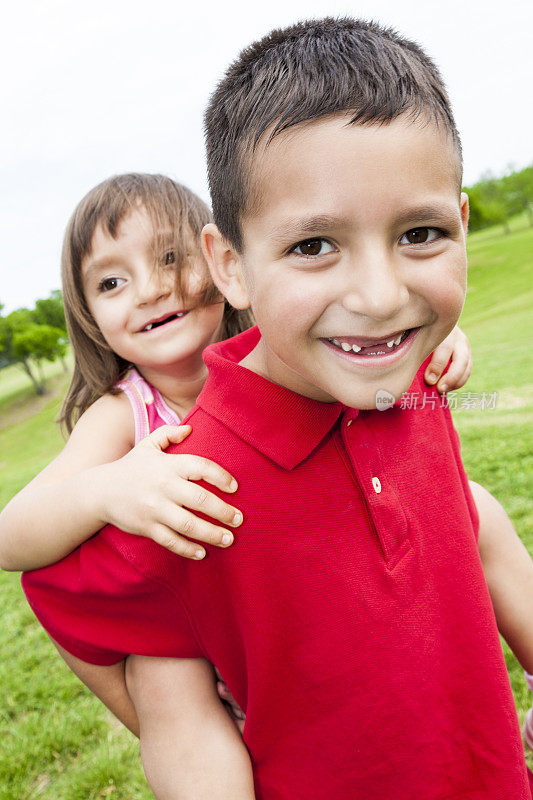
xmin=126 ymin=656 xmax=255 ymax=800
xmin=471 ymin=480 xmax=533 ymax=673
xmin=0 ymin=392 xmax=242 ymax=571
xmin=424 ymin=325 xmax=472 ymax=392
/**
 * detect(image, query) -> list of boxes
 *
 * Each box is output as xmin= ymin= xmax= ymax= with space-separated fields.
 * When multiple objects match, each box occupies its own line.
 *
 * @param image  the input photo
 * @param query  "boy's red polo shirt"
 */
xmin=23 ymin=327 xmax=531 ymax=799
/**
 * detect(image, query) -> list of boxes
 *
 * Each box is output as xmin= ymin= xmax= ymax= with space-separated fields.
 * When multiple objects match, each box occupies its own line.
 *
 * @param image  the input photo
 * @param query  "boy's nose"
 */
xmin=341 ymin=255 xmax=409 ymax=320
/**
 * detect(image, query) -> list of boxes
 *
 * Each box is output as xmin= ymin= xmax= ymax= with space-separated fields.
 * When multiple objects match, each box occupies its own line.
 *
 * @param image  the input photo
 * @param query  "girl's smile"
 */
xmin=82 ymin=205 xmax=225 ymax=387
xmin=137 ymin=310 xmax=190 ymax=333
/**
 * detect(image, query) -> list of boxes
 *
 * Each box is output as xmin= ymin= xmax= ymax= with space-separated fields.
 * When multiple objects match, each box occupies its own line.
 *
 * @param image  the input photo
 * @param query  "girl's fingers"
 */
xmin=143 ymin=522 xmax=210 ymax=560
xmin=144 ymin=425 xmax=192 ymax=451
xmin=157 ymin=503 xmax=238 ymax=550
xmin=216 ymin=680 xmax=246 ymax=720
xmin=169 ymin=478 xmax=243 ymax=529
xmin=436 ymin=351 xmax=472 ymax=393
xmin=176 ymin=454 xmax=239 ymax=495
xmin=424 ymin=347 xmax=452 ymax=386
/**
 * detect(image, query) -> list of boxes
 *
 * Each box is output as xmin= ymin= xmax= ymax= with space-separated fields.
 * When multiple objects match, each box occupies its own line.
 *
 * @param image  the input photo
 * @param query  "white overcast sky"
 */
xmin=1 ymin=0 xmax=531 ymax=313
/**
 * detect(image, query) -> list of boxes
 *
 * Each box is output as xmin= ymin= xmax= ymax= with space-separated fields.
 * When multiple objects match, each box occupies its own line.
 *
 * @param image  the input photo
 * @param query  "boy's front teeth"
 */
xmin=331 ymin=332 xmax=407 ymax=354
xmin=335 ymin=340 xmax=362 ymax=353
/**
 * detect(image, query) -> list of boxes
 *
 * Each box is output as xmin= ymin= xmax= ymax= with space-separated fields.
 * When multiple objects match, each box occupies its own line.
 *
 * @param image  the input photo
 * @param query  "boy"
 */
xmin=22 ymin=18 xmax=533 ymax=799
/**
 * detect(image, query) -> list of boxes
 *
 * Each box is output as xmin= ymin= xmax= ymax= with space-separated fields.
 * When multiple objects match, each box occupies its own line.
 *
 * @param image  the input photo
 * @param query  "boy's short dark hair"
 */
xmin=204 ymin=17 xmax=463 ymax=251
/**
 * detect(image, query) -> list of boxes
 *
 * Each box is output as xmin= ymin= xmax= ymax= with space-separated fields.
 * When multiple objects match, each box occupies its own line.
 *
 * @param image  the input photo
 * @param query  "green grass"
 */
xmin=0 ymin=353 xmax=73 ymax=408
xmin=0 ymin=216 xmax=532 ymax=792
xmin=0 ymin=565 xmax=146 ymax=799
xmin=0 ymin=386 xmax=65 ymax=511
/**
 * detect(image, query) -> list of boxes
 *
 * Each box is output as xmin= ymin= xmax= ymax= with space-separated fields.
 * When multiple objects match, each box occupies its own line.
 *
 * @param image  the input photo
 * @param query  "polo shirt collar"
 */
xmin=197 ymin=327 xmax=345 ymax=470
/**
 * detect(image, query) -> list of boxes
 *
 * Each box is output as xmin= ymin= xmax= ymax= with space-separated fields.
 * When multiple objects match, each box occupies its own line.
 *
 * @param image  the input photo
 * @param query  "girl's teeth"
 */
xmin=341 ymin=342 xmax=352 ymax=352
xmin=145 ymin=324 xmax=153 ymax=331
xmin=352 ymin=344 xmax=361 ymax=353
xmin=394 ymin=334 xmax=403 ymax=346
xmin=387 ymin=340 xmax=395 ymax=348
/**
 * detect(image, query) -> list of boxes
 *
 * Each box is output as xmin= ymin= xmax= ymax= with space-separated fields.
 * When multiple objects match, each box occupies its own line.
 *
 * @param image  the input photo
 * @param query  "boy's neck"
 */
xmin=240 ymin=338 xmax=337 ymax=404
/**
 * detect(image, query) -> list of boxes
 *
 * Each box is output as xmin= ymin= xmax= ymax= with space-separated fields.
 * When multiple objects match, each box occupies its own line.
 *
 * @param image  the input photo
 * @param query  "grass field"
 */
xmin=0 ymin=216 xmax=532 ymax=796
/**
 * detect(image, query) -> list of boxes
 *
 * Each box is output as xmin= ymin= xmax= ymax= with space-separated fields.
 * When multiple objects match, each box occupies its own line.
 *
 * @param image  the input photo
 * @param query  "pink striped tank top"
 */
xmin=115 ymin=368 xmax=181 ymax=444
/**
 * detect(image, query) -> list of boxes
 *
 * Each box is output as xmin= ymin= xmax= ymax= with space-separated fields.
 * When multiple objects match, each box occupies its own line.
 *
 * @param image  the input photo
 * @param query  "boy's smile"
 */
xmin=207 ymin=113 xmax=469 ymax=409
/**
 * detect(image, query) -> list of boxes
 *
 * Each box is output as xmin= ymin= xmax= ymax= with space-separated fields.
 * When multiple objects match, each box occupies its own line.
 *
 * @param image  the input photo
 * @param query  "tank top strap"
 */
xmin=115 ymin=368 xmax=181 ymax=444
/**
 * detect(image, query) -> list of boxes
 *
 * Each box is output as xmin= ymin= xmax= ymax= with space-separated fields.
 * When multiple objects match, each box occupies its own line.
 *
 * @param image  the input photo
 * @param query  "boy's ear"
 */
xmin=201 ymin=224 xmax=251 ymax=310
xmin=460 ymin=192 xmax=470 ymax=236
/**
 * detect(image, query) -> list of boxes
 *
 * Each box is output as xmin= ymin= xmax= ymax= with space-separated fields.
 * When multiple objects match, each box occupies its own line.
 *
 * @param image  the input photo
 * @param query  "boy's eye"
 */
xmin=291 ymin=238 xmax=336 ymax=257
xmin=400 ymin=227 xmax=443 ymax=245
xmin=98 ymin=277 xmax=125 ymax=292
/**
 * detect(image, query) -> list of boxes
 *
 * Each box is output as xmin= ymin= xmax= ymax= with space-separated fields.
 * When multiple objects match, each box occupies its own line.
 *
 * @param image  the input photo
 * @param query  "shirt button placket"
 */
xmin=341 ymin=411 xmax=409 ymax=568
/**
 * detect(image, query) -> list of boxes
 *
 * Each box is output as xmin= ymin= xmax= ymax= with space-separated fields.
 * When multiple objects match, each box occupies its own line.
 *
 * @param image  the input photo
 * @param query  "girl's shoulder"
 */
xmin=39 ymin=391 xmax=136 ymax=483
xmin=71 ymin=390 xmax=136 ymax=456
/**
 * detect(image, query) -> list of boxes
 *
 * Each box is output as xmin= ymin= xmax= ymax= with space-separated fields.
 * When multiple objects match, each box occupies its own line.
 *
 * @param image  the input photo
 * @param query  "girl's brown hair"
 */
xmin=59 ymin=173 xmax=253 ymax=434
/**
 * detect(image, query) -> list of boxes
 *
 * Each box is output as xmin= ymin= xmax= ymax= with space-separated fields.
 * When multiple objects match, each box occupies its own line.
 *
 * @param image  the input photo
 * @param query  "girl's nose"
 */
xmin=137 ymin=271 xmax=172 ymax=306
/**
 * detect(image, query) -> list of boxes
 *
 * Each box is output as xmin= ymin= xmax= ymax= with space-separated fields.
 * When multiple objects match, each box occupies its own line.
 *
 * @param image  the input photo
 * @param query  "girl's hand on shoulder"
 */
xmin=424 ymin=325 xmax=472 ymax=394
xmin=102 ymin=425 xmax=242 ymax=560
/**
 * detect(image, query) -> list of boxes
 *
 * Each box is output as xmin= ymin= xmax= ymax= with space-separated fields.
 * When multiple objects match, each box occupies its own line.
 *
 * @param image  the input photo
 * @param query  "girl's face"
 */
xmin=82 ymin=205 xmax=225 ymax=379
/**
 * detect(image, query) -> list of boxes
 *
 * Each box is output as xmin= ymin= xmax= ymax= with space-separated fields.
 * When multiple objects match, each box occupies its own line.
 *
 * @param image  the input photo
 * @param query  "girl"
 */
xmin=0 ymin=173 xmax=474 ymax=798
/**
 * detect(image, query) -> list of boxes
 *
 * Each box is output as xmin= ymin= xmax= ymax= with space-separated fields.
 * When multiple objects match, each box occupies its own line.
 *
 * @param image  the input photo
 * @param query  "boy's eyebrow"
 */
xmin=266 ymin=204 xmax=461 ymax=243
xmin=392 ymin=203 xmax=461 ymax=228
xmin=266 ymin=215 xmax=351 ymax=242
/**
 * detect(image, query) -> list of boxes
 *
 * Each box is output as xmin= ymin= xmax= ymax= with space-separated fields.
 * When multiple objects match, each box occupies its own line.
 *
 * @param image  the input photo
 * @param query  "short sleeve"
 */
xmin=21 ymin=528 xmax=204 ymax=665
xmin=440 ymin=402 xmax=480 ymax=541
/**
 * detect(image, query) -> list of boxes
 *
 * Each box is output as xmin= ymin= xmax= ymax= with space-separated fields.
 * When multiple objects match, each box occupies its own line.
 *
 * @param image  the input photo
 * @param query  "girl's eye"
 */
xmin=400 ymin=227 xmax=443 ymax=246
xmin=98 ymin=277 xmax=125 ymax=292
xmin=164 ymin=250 xmax=175 ymax=266
xmin=291 ymin=238 xmax=336 ymax=257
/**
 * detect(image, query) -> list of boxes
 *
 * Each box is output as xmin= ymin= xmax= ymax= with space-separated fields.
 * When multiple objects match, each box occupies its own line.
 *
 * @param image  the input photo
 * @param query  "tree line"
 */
xmin=0 ymin=290 xmax=68 ymax=395
xmin=465 ymin=164 xmax=533 ymax=233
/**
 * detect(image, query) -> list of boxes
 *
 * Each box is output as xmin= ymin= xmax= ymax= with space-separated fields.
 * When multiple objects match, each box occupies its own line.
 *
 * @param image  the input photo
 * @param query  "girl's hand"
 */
xmin=424 ymin=325 xmax=472 ymax=394
xmin=215 ymin=668 xmax=246 ymax=735
xmin=101 ymin=425 xmax=242 ymax=560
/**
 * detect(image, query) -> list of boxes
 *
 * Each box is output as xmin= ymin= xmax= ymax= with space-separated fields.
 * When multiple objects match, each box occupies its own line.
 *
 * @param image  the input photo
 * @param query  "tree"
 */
xmin=465 ymin=163 xmax=532 ymax=233
xmin=11 ymin=324 xmax=67 ymax=394
xmin=33 ymin=290 xmax=66 ymax=332
xmin=501 ymin=166 xmax=533 ymax=226
xmin=0 ymin=306 xmax=67 ymax=395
